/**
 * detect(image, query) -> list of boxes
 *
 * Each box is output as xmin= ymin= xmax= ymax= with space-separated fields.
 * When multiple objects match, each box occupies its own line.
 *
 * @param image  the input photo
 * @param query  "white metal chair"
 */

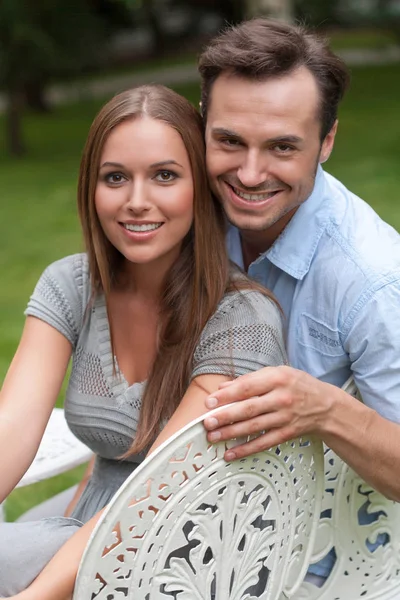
xmin=0 ymin=408 xmax=92 ymax=522
xmin=73 ymin=409 xmax=324 ymax=600
xmin=294 ymin=378 xmax=400 ymax=599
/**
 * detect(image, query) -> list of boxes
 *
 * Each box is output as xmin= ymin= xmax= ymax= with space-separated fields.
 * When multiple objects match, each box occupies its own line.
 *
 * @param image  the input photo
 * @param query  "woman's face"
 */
xmin=95 ymin=116 xmax=194 ymax=273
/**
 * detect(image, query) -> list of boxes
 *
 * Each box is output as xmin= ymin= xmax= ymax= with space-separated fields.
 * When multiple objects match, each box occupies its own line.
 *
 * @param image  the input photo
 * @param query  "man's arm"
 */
xmin=203 ymin=282 xmax=400 ymax=502
xmin=203 ymin=367 xmax=400 ymax=500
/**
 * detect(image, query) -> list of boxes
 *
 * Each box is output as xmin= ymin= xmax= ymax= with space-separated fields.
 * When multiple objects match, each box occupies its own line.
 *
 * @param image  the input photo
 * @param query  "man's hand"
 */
xmin=203 ymin=366 xmax=400 ymax=500
xmin=203 ymin=366 xmax=337 ymax=460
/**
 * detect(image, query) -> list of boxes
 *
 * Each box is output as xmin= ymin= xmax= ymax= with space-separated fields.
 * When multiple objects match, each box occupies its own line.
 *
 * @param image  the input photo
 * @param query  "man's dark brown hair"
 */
xmin=198 ymin=18 xmax=350 ymax=140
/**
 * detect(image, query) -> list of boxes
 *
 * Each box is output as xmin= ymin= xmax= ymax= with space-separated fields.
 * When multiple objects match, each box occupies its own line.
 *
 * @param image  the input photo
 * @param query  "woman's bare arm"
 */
xmin=0 ymin=316 xmax=72 ymax=502
xmin=6 ymin=372 xmax=231 ymax=600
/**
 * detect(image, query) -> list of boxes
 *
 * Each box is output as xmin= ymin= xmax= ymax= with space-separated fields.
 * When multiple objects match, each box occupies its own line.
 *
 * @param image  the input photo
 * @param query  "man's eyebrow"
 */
xmin=268 ymin=135 xmax=303 ymax=144
xmin=211 ymin=129 xmax=303 ymax=145
xmin=211 ymin=127 xmax=241 ymax=138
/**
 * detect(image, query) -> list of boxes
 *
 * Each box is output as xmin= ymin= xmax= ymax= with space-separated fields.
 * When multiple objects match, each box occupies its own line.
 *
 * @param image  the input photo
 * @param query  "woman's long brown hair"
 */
xmin=78 ymin=85 xmax=278 ymax=454
xmin=77 ymin=85 xmax=232 ymax=453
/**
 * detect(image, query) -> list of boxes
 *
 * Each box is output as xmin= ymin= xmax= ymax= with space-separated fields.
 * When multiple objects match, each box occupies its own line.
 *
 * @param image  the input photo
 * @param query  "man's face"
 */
xmin=205 ymin=68 xmax=337 ymax=241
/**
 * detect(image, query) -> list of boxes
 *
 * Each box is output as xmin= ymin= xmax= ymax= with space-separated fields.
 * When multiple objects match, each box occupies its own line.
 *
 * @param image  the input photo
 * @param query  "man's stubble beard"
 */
xmin=222 ymin=156 xmax=320 ymax=234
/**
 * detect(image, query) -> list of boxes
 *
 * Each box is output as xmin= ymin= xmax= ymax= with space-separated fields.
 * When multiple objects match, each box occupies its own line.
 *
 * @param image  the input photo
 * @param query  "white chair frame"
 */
xmin=73 ymin=409 xmax=324 ymax=600
xmin=295 ymin=378 xmax=400 ymax=599
xmin=0 ymin=408 xmax=92 ymax=522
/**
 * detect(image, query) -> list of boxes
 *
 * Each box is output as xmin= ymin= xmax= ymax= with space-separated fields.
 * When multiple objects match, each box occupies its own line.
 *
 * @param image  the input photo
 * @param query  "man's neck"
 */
xmin=239 ymin=208 xmax=297 ymax=271
xmin=241 ymin=232 xmax=276 ymax=271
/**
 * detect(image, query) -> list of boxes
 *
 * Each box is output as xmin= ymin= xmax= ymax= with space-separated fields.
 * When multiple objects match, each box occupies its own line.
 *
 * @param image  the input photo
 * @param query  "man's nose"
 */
xmin=237 ymin=150 xmax=268 ymax=189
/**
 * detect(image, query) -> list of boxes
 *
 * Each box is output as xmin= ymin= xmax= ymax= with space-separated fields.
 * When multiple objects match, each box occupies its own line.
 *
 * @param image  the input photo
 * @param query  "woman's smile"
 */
xmin=95 ymin=116 xmax=194 ymax=272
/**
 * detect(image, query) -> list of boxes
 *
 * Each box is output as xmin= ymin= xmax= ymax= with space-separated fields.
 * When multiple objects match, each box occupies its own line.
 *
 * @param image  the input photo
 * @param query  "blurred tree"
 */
xmin=0 ymin=0 xmax=132 ymax=156
xmin=294 ymin=0 xmax=400 ymax=41
xmin=142 ymin=0 xmax=169 ymax=55
xmin=123 ymin=0 xmax=245 ymax=56
xmin=376 ymin=0 xmax=400 ymax=42
xmin=246 ymin=0 xmax=294 ymax=21
xmin=186 ymin=0 xmax=245 ymax=25
xmin=116 ymin=0 xmax=169 ymax=56
xmin=293 ymin=0 xmax=341 ymax=27
xmin=0 ymin=0 xmax=28 ymax=155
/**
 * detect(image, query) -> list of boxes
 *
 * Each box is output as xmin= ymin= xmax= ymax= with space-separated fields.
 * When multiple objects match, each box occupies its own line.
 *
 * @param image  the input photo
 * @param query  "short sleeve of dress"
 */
xmin=192 ymin=289 xmax=287 ymax=379
xmin=24 ymin=254 xmax=89 ymax=348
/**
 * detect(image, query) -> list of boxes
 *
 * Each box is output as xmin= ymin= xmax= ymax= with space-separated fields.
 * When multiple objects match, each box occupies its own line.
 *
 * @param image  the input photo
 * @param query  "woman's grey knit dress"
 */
xmin=0 ymin=254 xmax=287 ymax=596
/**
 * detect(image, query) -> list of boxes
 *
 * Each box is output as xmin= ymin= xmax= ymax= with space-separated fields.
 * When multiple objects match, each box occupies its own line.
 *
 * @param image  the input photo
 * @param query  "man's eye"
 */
xmin=105 ymin=172 xmax=126 ymax=184
xmin=155 ymin=170 xmax=176 ymax=182
xmin=274 ymin=144 xmax=294 ymax=153
xmin=220 ymin=138 xmax=241 ymax=147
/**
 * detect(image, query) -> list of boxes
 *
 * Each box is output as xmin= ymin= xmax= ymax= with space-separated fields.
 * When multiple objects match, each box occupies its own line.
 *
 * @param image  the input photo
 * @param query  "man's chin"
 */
xmin=225 ymin=213 xmax=275 ymax=233
xmin=222 ymin=196 xmax=299 ymax=235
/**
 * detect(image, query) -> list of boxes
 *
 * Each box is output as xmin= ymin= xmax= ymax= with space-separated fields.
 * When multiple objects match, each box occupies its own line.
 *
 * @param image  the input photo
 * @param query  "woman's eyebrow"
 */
xmin=150 ymin=160 xmax=184 ymax=169
xmin=99 ymin=161 xmax=125 ymax=169
xmin=99 ymin=160 xmax=184 ymax=169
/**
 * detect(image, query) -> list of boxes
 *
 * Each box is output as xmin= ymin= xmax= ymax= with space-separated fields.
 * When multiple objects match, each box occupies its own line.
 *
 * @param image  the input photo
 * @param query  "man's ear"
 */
xmin=320 ymin=120 xmax=338 ymax=164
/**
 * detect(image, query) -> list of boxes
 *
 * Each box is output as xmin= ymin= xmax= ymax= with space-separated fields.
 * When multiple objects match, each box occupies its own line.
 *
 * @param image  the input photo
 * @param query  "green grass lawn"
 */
xmin=1 ymin=65 xmax=399 ymax=520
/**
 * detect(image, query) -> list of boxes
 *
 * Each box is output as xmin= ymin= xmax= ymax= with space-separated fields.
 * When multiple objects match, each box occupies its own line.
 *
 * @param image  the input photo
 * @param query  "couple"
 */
xmin=1 ymin=17 xmax=400 ymax=599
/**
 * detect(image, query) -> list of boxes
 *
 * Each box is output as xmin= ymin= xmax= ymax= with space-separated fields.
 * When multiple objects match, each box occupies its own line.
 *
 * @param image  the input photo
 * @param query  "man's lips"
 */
xmin=224 ymin=182 xmax=284 ymax=207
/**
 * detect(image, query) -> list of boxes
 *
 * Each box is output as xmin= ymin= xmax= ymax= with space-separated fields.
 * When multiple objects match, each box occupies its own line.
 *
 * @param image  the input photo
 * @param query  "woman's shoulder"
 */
xmin=42 ymin=253 xmax=91 ymax=299
xmin=44 ymin=253 xmax=89 ymax=280
xmin=26 ymin=254 xmax=91 ymax=347
xmin=215 ymin=285 xmax=282 ymax=330
xmin=193 ymin=276 xmax=287 ymax=378
xmin=199 ymin=280 xmax=285 ymax=352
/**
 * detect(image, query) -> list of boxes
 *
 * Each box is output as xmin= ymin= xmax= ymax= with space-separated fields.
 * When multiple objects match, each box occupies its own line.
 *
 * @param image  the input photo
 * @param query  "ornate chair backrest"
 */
xmin=73 ymin=409 xmax=324 ymax=600
xmin=296 ymin=378 xmax=400 ymax=600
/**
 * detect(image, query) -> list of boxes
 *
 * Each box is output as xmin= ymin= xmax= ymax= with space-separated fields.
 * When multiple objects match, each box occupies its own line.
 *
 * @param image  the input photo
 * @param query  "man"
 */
xmin=198 ymin=18 xmax=400 ymax=584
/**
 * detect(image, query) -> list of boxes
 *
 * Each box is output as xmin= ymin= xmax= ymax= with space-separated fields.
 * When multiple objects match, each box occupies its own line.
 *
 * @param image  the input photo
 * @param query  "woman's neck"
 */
xmin=116 ymin=257 xmax=172 ymax=301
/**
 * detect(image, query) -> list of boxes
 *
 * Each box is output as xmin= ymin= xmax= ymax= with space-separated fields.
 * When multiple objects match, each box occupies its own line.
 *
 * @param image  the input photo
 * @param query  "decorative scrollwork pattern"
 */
xmin=74 ymin=415 xmax=323 ymax=600
xmin=295 ymin=379 xmax=400 ymax=600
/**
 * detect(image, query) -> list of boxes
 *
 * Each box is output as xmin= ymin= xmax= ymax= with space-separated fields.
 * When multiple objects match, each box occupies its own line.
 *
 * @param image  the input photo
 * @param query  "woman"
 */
xmin=0 ymin=84 xmax=286 ymax=598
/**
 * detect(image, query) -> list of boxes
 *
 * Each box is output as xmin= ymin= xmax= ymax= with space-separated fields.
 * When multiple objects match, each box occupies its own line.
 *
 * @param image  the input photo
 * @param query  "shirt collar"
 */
xmin=267 ymin=165 xmax=332 ymax=279
xmin=228 ymin=166 xmax=337 ymax=280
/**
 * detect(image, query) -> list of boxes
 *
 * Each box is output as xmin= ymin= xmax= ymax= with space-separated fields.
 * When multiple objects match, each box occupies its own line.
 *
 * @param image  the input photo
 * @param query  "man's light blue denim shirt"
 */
xmin=227 ymin=166 xmax=400 ymax=577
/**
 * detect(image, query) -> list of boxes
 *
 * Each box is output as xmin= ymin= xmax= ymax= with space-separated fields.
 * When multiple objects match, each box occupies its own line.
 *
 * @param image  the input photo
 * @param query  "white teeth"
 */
xmin=233 ymin=187 xmax=278 ymax=202
xmin=123 ymin=223 xmax=162 ymax=232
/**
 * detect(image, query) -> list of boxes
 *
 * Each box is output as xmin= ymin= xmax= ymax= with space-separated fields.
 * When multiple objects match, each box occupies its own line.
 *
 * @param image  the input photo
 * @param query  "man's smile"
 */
xmin=231 ymin=184 xmax=281 ymax=202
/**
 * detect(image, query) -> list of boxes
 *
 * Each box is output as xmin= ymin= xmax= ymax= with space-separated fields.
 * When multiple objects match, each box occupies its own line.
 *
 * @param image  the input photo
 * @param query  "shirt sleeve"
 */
xmin=24 ymin=254 xmax=88 ymax=348
xmin=191 ymin=289 xmax=287 ymax=380
xmin=344 ymin=278 xmax=400 ymax=423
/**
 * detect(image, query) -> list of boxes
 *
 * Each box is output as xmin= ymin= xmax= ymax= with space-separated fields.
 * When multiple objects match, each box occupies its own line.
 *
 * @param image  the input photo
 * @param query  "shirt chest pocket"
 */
xmin=296 ymin=313 xmax=344 ymax=357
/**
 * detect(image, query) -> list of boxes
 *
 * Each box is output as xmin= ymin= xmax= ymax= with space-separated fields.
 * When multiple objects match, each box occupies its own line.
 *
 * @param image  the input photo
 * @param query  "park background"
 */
xmin=1 ymin=0 xmax=399 ymax=520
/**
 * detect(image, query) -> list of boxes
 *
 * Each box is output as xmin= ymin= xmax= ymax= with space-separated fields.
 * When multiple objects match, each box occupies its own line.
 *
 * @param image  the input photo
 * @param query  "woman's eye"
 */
xmin=155 ymin=171 xmax=176 ymax=182
xmin=105 ymin=172 xmax=126 ymax=184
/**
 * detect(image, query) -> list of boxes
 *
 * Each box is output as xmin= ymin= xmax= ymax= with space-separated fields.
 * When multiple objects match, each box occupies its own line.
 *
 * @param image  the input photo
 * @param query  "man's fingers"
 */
xmin=206 ymin=367 xmax=283 ymax=409
xmin=218 ymin=379 xmax=236 ymax=389
xmin=205 ymin=406 xmax=289 ymax=442
xmin=223 ymin=428 xmax=294 ymax=461
xmin=204 ymin=396 xmax=271 ymax=431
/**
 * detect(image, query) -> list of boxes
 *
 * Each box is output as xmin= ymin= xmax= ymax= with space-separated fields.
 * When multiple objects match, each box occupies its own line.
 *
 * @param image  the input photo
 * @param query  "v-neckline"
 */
xmin=94 ymin=294 xmax=146 ymax=398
